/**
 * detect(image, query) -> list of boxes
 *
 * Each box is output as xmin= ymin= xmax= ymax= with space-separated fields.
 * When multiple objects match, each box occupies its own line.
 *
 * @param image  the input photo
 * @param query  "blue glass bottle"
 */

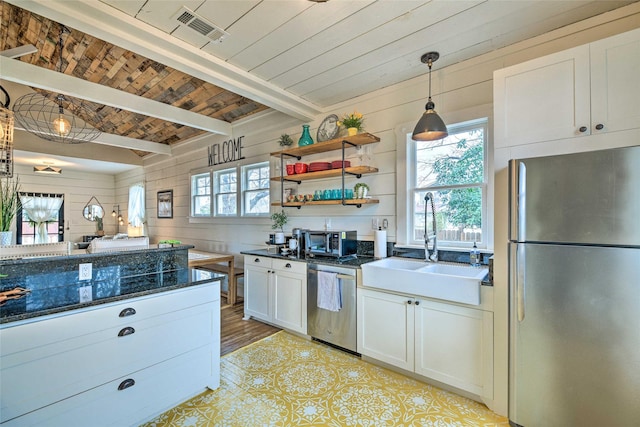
xmin=298 ymin=124 xmax=314 ymax=146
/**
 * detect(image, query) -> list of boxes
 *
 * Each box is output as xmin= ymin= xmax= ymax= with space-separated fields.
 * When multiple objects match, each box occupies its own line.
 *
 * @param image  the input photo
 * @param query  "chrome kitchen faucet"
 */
xmin=424 ymin=192 xmax=438 ymax=262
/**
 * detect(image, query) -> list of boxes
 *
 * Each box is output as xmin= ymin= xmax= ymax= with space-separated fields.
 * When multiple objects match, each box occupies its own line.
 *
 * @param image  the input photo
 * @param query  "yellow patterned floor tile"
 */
xmin=141 ymin=331 xmax=509 ymax=427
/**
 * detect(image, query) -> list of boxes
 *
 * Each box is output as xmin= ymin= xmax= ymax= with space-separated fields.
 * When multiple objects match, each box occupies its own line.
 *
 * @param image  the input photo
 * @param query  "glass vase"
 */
xmin=298 ymin=124 xmax=314 ymax=146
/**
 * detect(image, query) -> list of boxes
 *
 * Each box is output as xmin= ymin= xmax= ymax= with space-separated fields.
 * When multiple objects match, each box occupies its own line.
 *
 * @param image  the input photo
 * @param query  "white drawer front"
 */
xmin=3 ymin=345 xmax=217 ymax=427
xmin=244 ymin=255 xmax=272 ymax=268
xmin=0 ymin=283 xmax=218 ymax=355
xmin=272 ymin=259 xmax=306 ymax=275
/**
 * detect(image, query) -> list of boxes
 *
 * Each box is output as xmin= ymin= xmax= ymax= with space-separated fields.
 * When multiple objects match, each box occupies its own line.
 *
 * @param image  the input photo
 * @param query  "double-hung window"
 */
xmin=191 ymin=172 xmax=211 ymax=217
xmin=214 ymin=168 xmax=237 ymax=216
xmin=190 ymin=161 xmax=270 ymax=218
xmin=242 ymin=162 xmax=269 ymax=215
xmin=406 ymin=118 xmax=488 ymax=248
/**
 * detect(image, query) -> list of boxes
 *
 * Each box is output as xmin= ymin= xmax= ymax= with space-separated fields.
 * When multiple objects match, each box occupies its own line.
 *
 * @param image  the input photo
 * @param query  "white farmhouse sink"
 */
xmin=360 ymin=257 xmax=488 ymax=305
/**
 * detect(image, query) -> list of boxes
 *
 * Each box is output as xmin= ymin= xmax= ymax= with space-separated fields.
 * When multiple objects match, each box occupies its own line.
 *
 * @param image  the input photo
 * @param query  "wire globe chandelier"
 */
xmin=12 ymin=26 xmax=101 ymax=144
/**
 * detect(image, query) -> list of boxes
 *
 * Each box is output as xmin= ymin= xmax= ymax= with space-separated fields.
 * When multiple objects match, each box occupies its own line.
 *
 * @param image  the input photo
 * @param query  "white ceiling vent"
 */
xmin=171 ymin=6 xmax=228 ymax=44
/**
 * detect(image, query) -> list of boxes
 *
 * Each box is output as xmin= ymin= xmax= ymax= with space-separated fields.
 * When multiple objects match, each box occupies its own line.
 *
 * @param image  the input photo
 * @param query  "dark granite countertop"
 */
xmin=0 ymin=268 xmax=221 ymax=325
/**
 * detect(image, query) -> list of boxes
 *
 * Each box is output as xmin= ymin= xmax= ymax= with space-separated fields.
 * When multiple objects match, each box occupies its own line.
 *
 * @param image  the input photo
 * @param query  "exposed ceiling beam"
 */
xmin=0 ymin=44 xmax=38 ymax=59
xmin=7 ymin=0 xmax=323 ymax=122
xmin=0 ymin=57 xmax=232 ymax=139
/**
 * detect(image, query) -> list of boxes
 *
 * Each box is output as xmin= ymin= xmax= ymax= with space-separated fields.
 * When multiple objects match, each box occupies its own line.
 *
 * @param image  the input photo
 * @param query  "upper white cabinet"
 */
xmin=494 ymin=28 xmax=640 ymax=148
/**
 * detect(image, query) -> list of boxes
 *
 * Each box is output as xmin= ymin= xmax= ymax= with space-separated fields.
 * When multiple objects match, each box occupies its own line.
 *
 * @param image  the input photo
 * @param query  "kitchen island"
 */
xmin=0 ymin=246 xmax=221 ymax=426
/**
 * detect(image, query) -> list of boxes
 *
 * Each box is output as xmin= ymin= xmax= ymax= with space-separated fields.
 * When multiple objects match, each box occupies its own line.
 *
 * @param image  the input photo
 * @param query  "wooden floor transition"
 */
xmin=220 ymin=297 xmax=280 ymax=356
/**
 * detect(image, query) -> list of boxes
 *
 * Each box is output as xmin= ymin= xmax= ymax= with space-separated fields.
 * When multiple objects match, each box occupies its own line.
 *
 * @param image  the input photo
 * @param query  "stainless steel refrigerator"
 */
xmin=508 ymin=146 xmax=640 ymax=427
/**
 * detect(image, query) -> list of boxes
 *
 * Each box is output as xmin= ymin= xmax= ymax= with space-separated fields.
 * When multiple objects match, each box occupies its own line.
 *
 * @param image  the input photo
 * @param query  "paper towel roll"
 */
xmin=374 ymin=229 xmax=387 ymax=258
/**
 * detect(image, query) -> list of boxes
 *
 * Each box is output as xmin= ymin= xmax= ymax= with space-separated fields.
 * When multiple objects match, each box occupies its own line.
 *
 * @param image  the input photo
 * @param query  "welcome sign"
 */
xmin=208 ymin=136 xmax=245 ymax=166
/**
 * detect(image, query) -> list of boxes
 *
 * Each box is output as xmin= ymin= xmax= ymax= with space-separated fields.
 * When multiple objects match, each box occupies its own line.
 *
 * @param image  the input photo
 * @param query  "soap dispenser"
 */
xmin=470 ymin=242 xmax=481 ymax=267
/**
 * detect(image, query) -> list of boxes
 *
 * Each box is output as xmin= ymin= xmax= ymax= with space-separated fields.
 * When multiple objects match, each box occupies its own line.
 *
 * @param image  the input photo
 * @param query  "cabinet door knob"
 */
xmin=118 ymin=326 xmax=135 ymax=337
xmin=595 ymin=123 xmax=604 ymax=130
xmin=407 ymin=300 xmax=413 ymax=305
xmin=414 ymin=300 xmax=420 ymax=306
xmin=119 ymin=307 xmax=136 ymax=317
xmin=118 ymin=378 xmax=135 ymax=391
xmin=578 ymin=126 xmax=588 ymax=133
xmin=285 ymin=263 xmax=292 ymax=268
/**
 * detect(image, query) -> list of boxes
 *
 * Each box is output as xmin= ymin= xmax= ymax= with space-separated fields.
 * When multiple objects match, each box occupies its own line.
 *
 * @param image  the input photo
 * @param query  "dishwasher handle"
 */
xmin=308 ymin=268 xmax=355 ymax=281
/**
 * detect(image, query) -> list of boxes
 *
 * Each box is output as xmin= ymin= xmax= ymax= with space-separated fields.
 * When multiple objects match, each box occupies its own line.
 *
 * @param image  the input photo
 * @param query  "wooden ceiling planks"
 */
xmin=0 ymin=1 xmax=269 ymax=155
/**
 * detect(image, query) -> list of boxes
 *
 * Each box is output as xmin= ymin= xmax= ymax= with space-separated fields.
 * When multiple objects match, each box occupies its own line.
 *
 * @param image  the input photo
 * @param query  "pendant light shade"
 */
xmin=412 ymin=52 xmax=448 ymax=141
xmin=11 ymin=26 xmax=101 ymax=144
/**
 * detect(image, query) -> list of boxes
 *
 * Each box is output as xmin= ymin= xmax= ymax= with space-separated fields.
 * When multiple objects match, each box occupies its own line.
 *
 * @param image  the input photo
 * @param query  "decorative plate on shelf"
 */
xmin=317 ymin=114 xmax=339 ymax=142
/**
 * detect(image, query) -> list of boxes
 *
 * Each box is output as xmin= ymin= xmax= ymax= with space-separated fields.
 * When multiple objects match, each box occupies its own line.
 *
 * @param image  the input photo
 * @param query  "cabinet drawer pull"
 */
xmin=254 ymin=258 xmax=260 ymax=263
xmin=285 ymin=263 xmax=292 ymax=268
xmin=595 ymin=123 xmax=604 ymax=130
xmin=119 ymin=307 xmax=136 ymax=317
xmin=118 ymin=326 xmax=135 ymax=337
xmin=118 ymin=378 xmax=135 ymax=391
xmin=578 ymin=126 xmax=588 ymax=133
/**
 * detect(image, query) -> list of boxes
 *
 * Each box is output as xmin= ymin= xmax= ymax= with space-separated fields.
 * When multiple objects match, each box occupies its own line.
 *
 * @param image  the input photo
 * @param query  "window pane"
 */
xmin=413 ymin=189 xmax=483 ymax=244
xmin=245 ymin=190 xmax=269 ymax=214
xmin=193 ymin=195 xmax=211 ymax=215
xmin=416 ymin=128 xmax=484 ymax=187
xmin=216 ymin=193 xmax=236 ymax=215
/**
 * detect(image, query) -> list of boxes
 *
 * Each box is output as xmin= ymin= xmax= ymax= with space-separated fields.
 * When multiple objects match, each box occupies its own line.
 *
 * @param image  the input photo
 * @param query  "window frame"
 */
xmin=213 ymin=167 xmax=238 ymax=217
xmin=190 ymin=161 xmax=270 ymax=219
xmin=190 ymin=171 xmax=212 ymax=217
xmin=396 ymin=107 xmax=494 ymax=251
xmin=16 ymin=192 xmax=64 ymax=244
xmin=241 ymin=162 xmax=270 ymax=217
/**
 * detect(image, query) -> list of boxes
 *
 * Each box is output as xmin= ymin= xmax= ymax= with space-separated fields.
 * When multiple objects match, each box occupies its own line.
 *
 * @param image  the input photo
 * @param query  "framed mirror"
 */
xmin=83 ymin=196 xmax=104 ymax=221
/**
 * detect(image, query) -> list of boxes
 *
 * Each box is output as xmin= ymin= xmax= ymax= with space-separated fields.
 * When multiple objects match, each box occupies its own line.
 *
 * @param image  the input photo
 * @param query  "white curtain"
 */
xmin=19 ymin=195 xmax=63 ymax=244
xmin=128 ymin=183 xmax=145 ymax=229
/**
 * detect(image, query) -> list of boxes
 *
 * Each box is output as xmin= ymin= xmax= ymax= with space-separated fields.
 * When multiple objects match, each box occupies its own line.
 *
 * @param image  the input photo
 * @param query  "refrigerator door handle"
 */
xmin=513 ymin=243 xmax=526 ymax=322
xmin=509 ymin=160 xmax=526 ymax=242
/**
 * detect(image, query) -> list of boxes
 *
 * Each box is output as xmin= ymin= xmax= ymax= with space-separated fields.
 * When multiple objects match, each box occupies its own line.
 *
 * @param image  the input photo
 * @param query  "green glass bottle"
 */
xmin=298 ymin=124 xmax=314 ymax=146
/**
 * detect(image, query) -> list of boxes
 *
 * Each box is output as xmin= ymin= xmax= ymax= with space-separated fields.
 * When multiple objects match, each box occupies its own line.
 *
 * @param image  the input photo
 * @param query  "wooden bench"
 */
xmin=197 ymin=263 xmax=244 ymax=305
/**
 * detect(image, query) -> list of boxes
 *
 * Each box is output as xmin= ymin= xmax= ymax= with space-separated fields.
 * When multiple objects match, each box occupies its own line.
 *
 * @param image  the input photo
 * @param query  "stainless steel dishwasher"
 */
xmin=307 ymin=263 xmax=359 ymax=353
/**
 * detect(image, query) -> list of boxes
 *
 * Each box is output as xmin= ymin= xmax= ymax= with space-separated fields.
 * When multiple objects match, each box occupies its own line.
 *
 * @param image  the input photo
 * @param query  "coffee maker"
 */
xmin=290 ymin=228 xmax=308 ymax=259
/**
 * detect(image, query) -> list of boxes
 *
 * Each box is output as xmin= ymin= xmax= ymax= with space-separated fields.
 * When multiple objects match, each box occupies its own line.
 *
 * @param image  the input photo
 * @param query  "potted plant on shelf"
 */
xmin=337 ymin=111 xmax=364 ymax=136
xmin=158 ymin=239 xmax=182 ymax=248
xmin=0 ymin=175 xmax=20 ymax=246
xmin=271 ymin=210 xmax=288 ymax=244
xmin=278 ymin=134 xmax=293 ymax=147
xmin=354 ymin=182 xmax=370 ymax=199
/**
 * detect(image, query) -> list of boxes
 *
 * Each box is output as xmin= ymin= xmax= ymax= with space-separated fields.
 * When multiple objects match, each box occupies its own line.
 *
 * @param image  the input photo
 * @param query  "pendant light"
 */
xmin=12 ymin=25 xmax=101 ymax=144
xmin=412 ymin=52 xmax=448 ymax=141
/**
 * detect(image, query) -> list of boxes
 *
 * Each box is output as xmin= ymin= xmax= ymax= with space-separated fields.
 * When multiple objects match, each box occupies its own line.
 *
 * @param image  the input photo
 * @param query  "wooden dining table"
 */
xmin=188 ymin=250 xmax=237 ymax=305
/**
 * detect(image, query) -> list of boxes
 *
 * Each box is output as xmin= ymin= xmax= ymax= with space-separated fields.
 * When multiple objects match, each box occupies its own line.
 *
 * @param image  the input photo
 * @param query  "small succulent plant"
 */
xmin=278 ymin=134 xmax=294 ymax=147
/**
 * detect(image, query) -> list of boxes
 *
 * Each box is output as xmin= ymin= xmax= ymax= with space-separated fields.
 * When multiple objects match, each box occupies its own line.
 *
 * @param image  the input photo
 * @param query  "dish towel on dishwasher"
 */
xmin=317 ymin=271 xmax=342 ymax=312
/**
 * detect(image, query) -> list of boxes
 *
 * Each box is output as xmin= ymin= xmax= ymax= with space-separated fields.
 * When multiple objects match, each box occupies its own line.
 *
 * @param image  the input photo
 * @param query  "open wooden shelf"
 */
xmin=271 ymin=199 xmax=379 ymax=208
xmin=271 ymin=166 xmax=378 ymax=182
xmin=270 ymin=132 xmax=380 ymax=158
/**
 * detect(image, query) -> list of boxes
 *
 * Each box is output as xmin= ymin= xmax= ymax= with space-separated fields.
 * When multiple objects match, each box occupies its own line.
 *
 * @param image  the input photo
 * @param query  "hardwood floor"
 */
xmin=220 ymin=298 xmax=280 ymax=356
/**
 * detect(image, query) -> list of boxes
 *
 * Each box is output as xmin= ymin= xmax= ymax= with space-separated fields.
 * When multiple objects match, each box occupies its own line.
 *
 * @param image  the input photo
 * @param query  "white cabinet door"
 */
xmin=414 ymin=299 xmax=493 ymax=398
xmin=244 ymin=263 xmax=270 ymax=322
xmin=272 ymin=269 xmax=306 ymax=334
xmin=494 ymin=45 xmax=590 ymax=148
xmin=357 ymin=289 xmax=414 ymax=371
xmin=590 ymin=28 xmax=640 ymax=136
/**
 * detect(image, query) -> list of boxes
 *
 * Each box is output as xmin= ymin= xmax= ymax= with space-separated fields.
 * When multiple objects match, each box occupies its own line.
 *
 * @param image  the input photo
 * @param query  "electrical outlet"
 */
xmin=79 ymin=286 xmax=92 ymax=303
xmin=79 ymin=263 xmax=92 ymax=281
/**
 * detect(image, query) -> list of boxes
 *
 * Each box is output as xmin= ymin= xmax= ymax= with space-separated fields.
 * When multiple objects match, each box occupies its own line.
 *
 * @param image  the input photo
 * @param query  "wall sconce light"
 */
xmin=34 ymin=163 xmax=62 ymax=174
xmin=412 ymin=51 xmax=448 ymax=141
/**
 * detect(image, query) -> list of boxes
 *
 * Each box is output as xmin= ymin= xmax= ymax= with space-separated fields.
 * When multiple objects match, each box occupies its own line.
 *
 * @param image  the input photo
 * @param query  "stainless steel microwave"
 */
xmin=304 ymin=230 xmax=357 ymax=258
